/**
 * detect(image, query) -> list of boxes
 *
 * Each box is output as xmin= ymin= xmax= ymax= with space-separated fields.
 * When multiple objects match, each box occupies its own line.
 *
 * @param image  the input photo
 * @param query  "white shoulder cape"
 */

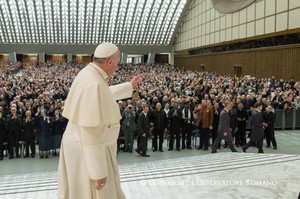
xmin=62 ymin=64 xmax=132 ymax=127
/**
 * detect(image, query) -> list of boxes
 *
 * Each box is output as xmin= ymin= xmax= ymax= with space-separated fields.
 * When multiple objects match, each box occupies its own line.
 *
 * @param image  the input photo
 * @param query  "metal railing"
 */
xmin=246 ymin=109 xmax=300 ymax=130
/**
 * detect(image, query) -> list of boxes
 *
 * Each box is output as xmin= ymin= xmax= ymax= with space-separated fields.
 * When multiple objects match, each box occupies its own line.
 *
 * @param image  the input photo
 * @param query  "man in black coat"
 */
xmin=0 ymin=112 xmax=7 ymax=160
xmin=22 ymin=110 xmax=36 ymax=158
xmin=212 ymin=103 xmax=221 ymax=149
xmin=211 ymin=101 xmax=237 ymax=153
xmin=236 ymin=103 xmax=248 ymax=146
xmin=242 ymin=102 xmax=264 ymax=153
xmin=136 ymin=106 xmax=150 ymax=157
xmin=168 ymin=102 xmax=183 ymax=151
xmin=263 ymin=105 xmax=277 ymax=149
xmin=181 ymin=102 xmax=194 ymax=149
xmin=6 ymin=106 xmax=22 ymax=159
xmin=150 ymin=103 xmax=167 ymax=152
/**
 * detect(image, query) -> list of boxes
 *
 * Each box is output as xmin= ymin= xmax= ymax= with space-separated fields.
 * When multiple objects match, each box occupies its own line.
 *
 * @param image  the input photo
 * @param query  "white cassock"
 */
xmin=58 ymin=63 xmax=132 ymax=199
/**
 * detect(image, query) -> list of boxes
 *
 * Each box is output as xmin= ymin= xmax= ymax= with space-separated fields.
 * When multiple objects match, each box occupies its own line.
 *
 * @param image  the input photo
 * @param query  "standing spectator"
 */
xmin=136 ymin=106 xmax=150 ymax=157
xmin=135 ymin=101 xmax=147 ymax=147
xmin=224 ymin=105 xmax=237 ymax=148
xmin=134 ymin=100 xmax=142 ymax=115
xmin=272 ymin=90 xmax=284 ymax=109
xmin=121 ymin=105 xmax=137 ymax=153
xmin=52 ymin=109 xmax=64 ymax=156
xmin=211 ymin=101 xmax=237 ymax=153
xmin=181 ymin=102 xmax=194 ymax=149
xmin=6 ymin=106 xmax=22 ymax=159
xmin=117 ymin=100 xmax=125 ymax=152
xmin=22 ymin=110 xmax=36 ymax=158
xmin=292 ymin=96 xmax=300 ymax=110
xmin=212 ymin=102 xmax=221 ymax=149
xmin=168 ymin=102 xmax=182 ymax=151
xmin=17 ymin=102 xmax=26 ymax=118
xmin=195 ymin=100 xmax=213 ymax=150
xmin=163 ymin=103 xmax=170 ymax=139
xmin=236 ymin=103 xmax=248 ymax=146
xmin=242 ymin=102 xmax=265 ymax=153
xmin=150 ymin=103 xmax=167 ymax=152
xmin=0 ymin=112 xmax=7 ymax=160
xmin=36 ymin=107 xmax=53 ymax=158
xmin=263 ymin=105 xmax=277 ymax=149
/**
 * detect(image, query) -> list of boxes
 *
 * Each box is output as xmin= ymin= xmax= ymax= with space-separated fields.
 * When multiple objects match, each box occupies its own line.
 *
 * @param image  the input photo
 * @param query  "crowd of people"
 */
xmin=0 ymin=61 xmax=300 ymax=160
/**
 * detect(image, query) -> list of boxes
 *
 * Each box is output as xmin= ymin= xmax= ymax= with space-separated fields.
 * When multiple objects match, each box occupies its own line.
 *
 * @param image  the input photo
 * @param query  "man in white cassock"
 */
xmin=58 ymin=42 xmax=144 ymax=199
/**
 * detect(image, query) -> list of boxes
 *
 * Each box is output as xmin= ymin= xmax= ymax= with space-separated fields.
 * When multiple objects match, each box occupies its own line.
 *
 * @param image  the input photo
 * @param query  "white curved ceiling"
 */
xmin=0 ymin=0 xmax=188 ymax=45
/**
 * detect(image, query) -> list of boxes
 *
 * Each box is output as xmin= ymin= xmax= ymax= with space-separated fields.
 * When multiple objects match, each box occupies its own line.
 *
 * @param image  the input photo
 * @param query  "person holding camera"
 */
xmin=121 ymin=105 xmax=137 ymax=153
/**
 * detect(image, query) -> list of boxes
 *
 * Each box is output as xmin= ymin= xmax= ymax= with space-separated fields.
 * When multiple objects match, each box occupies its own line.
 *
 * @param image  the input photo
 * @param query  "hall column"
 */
xmin=67 ymin=53 xmax=72 ymax=63
xmin=147 ymin=53 xmax=155 ymax=64
xmin=9 ymin=52 xmax=17 ymax=63
xmin=38 ymin=52 xmax=45 ymax=62
xmin=121 ymin=53 xmax=128 ymax=64
xmin=169 ymin=47 xmax=174 ymax=64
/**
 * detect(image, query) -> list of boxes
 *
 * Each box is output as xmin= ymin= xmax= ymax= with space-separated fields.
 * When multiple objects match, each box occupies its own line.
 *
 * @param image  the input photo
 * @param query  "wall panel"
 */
xmin=46 ymin=55 xmax=66 ymax=62
xmin=175 ymin=45 xmax=300 ymax=80
xmin=0 ymin=54 xmax=10 ymax=62
xmin=72 ymin=55 xmax=92 ymax=63
xmin=22 ymin=55 xmax=38 ymax=63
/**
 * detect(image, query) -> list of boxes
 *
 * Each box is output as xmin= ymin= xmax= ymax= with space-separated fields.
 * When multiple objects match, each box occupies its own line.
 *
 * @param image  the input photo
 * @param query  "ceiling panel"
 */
xmin=0 ymin=0 xmax=188 ymax=45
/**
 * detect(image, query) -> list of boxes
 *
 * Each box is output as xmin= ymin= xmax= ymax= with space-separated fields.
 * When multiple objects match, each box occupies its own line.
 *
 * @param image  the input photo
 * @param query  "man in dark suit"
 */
xmin=242 ymin=102 xmax=264 ymax=153
xmin=211 ymin=102 xmax=221 ymax=149
xmin=236 ymin=103 xmax=248 ymax=146
xmin=181 ymin=102 xmax=194 ymax=149
xmin=6 ymin=106 xmax=22 ymax=159
xmin=168 ymin=102 xmax=183 ymax=151
xmin=211 ymin=101 xmax=237 ymax=153
xmin=22 ymin=110 xmax=36 ymax=158
xmin=0 ymin=112 xmax=7 ymax=160
xmin=150 ymin=103 xmax=167 ymax=152
xmin=263 ymin=105 xmax=277 ymax=149
xmin=136 ymin=106 xmax=150 ymax=157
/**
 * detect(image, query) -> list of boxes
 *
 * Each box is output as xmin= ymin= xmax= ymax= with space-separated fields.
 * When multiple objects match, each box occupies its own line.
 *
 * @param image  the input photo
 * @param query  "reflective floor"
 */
xmin=0 ymin=130 xmax=299 ymax=199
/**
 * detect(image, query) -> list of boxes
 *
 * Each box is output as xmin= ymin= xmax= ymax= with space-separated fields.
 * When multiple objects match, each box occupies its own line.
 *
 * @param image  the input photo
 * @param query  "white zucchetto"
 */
xmin=94 ymin=42 xmax=119 ymax=58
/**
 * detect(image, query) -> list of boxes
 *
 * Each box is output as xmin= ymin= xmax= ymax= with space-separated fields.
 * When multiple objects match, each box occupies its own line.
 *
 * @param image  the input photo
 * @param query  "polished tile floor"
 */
xmin=0 ymin=130 xmax=299 ymax=199
xmin=0 ymin=130 xmax=299 ymax=175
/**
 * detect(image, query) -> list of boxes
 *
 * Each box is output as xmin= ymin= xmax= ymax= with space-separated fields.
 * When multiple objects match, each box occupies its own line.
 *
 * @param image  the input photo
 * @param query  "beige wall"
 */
xmin=72 ymin=55 xmax=92 ymax=63
xmin=175 ymin=44 xmax=300 ymax=80
xmin=22 ymin=54 xmax=38 ymax=63
xmin=175 ymin=0 xmax=300 ymax=51
xmin=0 ymin=54 xmax=10 ymax=62
xmin=46 ymin=55 xmax=66 ymax=62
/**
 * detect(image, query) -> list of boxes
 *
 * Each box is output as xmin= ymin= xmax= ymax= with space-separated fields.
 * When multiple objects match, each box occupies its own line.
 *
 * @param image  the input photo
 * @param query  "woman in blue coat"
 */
xmin=35 ymin=107 xmax=53 ymax=158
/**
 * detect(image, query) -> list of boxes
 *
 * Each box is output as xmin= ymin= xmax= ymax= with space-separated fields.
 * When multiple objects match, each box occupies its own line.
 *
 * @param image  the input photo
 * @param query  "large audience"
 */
xmin=0 ymin=61 xmax=299 ymax=160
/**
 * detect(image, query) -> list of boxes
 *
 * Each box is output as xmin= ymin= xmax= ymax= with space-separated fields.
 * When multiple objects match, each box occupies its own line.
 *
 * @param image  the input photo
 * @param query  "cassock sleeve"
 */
xmin=80 ymin=125 xmax=108 ymax=180
xmin=109 ymin=82 xmax=133 ymax=100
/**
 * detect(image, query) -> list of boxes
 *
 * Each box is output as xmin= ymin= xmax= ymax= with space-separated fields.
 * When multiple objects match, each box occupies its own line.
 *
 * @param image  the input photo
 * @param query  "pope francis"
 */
xmin=58 ymin=42 xmax=143 ymax=199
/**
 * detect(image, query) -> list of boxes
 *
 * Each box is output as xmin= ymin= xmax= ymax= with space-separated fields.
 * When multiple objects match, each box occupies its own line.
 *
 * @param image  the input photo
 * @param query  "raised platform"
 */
xmin=0 ymin=153 xmax=299 ymax=199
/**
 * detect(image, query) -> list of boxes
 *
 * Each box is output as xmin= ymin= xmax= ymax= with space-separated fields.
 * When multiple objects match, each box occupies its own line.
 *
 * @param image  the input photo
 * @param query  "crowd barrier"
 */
xmin=246 ymin=109 xmax=300 ymax=130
